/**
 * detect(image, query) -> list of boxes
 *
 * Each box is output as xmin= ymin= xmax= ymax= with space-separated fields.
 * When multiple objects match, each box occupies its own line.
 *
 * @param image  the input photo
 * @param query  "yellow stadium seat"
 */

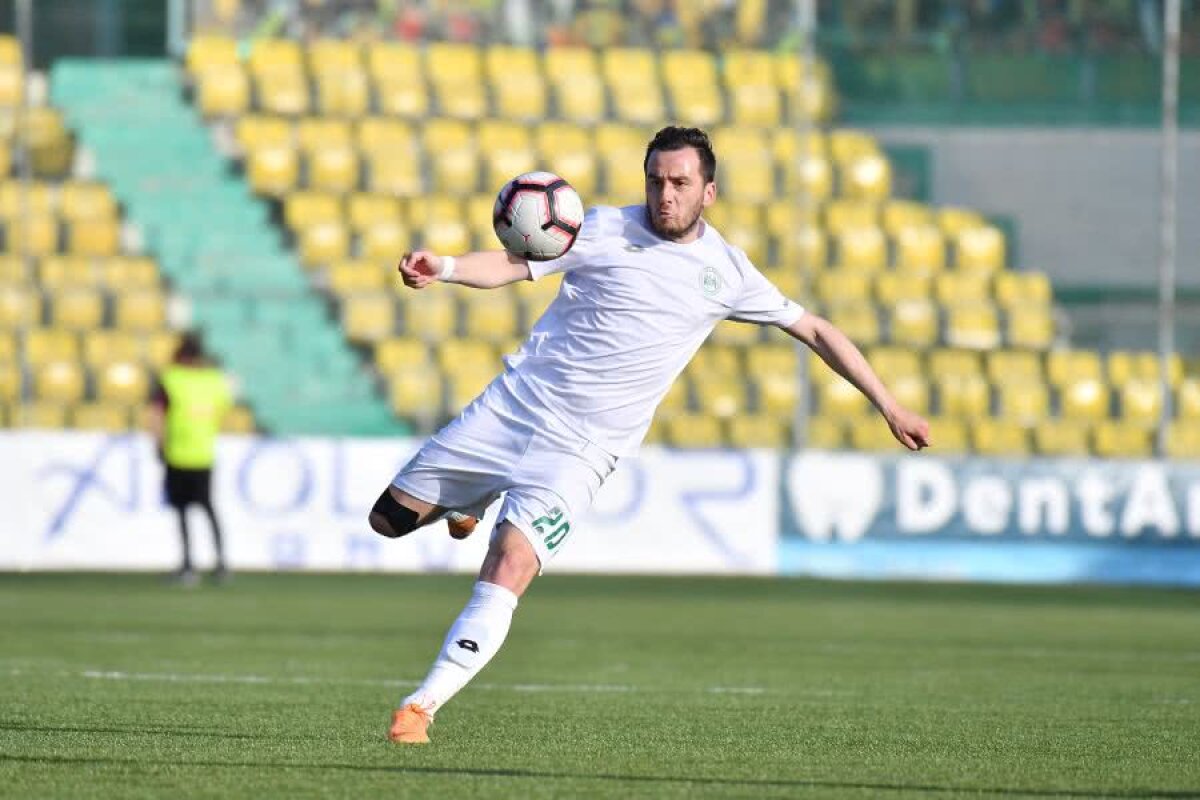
xmin=719 ymin=219 xmax=768 ymax=267
xmin=875 ymin=271 xmax=931 ymax=305
xmin=721 ymin=157 xmax=774 ymax=204
xmin=937 ymin=207 xmax=986 ymax=237
xmin=667 ymin=82 xmax=723 ymax=127
xmin=889 ymin=300 xmax=939 ymax=348
xmin=246 ymin=146 xmax=299 ymax=196
xmin=102 ymin=256 xmax=159 ymax=290
xmin=38 ymin=256 xmax=92 ymax=289
xmin=82 ymin=329 xmax=140 ymax=368
xmin=400 ymin=290 xmax=456 ymax=340
xmin=197 ymin=65 xmax=250 ymax=117
xmin=328 ymin=260 xmax=385 ymax=295
xmin=356 ymin=118 xmax=416 ymax=155
xmin=375 ymin=75 xmax=429 ymax=118
xmin=447 ymin=368 xmax=496 ymax=412
xmin=807 ymin=416 xmax=844 ymax=449
xmin=536 ymin=123 xmax=598 ymax=198
xmin=248 ymin=38 xmax=303 ymax=77
xmin=365 ymin=154 xmax=422 ymax=197
xmin=0 ymin=181 xmax=57 ymax=218
xmin=50 ymin=288 xmax=104 ymax=330
xmin=360 ymin=221 xmax=410 ymax=263
xmin=937 ymin=374 xmax=990 ymax=418
xmin=13 ymin=402 xmax=68 ymax=429
xmin=955 ymin=226 xmax=1006 ymax=273
xmin=868 ymin=347 xmax=921 ymax=382
xmin=437 ymin=338 xmax=496 ymax=371
xmin=710 ymin=319 xmax=760 ymax=347
xmin=835 ymin=226 xmax=887 ymax=272
xmin=341 ymin=294 xmax=395 ymax=343
xmin=481 ymin=133 xmax=538 ymax=191
xmin=729 ymin=84 xmax=780 ymax=126
xmin=603 ymin=154 xmax=643 ymax=204
xmin=1167 ymin=421 xmax=1200 ymax=458
xmin=849 ymin=416 xmax=902 ymax=452
xmin=842 ymin=154 xmax=891 ymax=201
xmin=767 ymin=205 xmax=822 ymax=249
xmin=1178 ymin=378 xmax=1200 ymax=420
xmin=595 ymin=123 xmax=645 ymax=158
xmin=390 ymin=370 xmax=444 ymax=419
xmin=692 ymin=377 xmax=748 ymax=418
xmin=926 ymin=416 xmax=969 ymax=453
xmin=929 ymin=349 xmax=982 ymax=379
xmin=144 ymin=331 xmax=179 ymax=367
xmin=493 ymin=73 xmax=548 ymax=121
xmin=367 ymin=42 xmax=422 ymax=81
xmin=419 ymin=219 xmax=471 ymax=256
xmin=464 ymin=194 xmax=499 ymax=250
xmin=186 ymin=34 xmax=237 ymax=76
xmin=824 ymin=199 xmax=878 ymax=234
xmin=1120 ymin=379 xmax=1163 ymax=427
xmin=1046 ymin=350 xmax=1103 ymax=387
xmin=25 ymin=328 xmax=78 ymax=365
xmin=0 ymin=331 xmax=13 ymax=361
xmin=972 ymin=419 xmax=1030 ymax=456
xmin=946 ymin=303 xmax=1002 ymax=350
xmin=935 ymin=273 xmax=991 ymax=305
xmin=307 ymin=147 xmax=359 ymax=193
xmin=987 ymin=350 xmax=1044 ymax=384
xmin=223 ymin=406 xmax=256 ymax=435
xmin=782 ymin=155 xmax=833 ymax=201
xmin=34 ymin=361 xmax=84 ymax=403
xmin=0 ymin=65 xmax=19 ymax=108
xmin=690 ymin=345 xmax=742 ymax=377
xmin=994 ymin=271 xmax=1052 ymax=308
xmin=727 ymin=415 xmax=787 ymax=449
xmin=484 ymin=45 xmax=541 ymax=84
xmin=346 ymin=193 xmax=400 ymax=232
xmin=755 ymin=373 xmax=799 ymax=416
xmin=1006 ymin=307 xmax=1056 ymax=350
xmin=0 ymin=254 xmax=27 ymax=284
xmin=298 ymin=222 xmax=349 ymax=267
xmin=68 ymin=219 xmax=120 ymax=257
xmin=827 ymin=303 xmax=880 ymax=346
xmin=654 ymin=379 xmax=688 ymax=416
xmin=1107 ymin=350 xmax=1183 ymax=388
xmin=0 ymin=363 xmax=18 ymax=402
xmin=375 ymin=337 xmax=431 ymax=374
xmin=429 ymin=149 xmax=480 ymax=195
xmin=25 ymin=108 xmax=73 ymax=178
xmin=95 ymin=361 xmax=148 ymax=404
xmin=6 ymin=215 xmax=59 ymax=255
xmin=550 ymin=76 xmax=606 ymax=124
xmin=255 ymin=71 xmax=310 ymax=116
xmin=435 ymin=82 xmax=489 ymax=121
xmin=894 ymin=225 xmax=946 ymax=273
xmin=60 ymin=182 xmax=117 ymax=222
xmin=296 ymin=118 xmax=353 ymax=151
xmin=829 ymin=130 xmax=879 ymax=165
xmin=112 ymin=289 xmax=164 ymax=330
xmin=1094 ymin=421 xmax=1152 ymax=459
xmin=882 ymin=200 xmax=934 ymax=236
xmin=772 ymin=128 xmax=826 ymax=165
xmin=1 ymin=286 xmax=42 ymax=326
xmin=1060 ymin=378 xmax=1110 ymax=421
xmin=462 ymin=293 xmax=518 ymax=341
xmin=890 ymin=375 xmax=931 ymax=415
xmin=284 ymin=191 xmax=342 ymax=230
xmin=664 ymin=413 xmax=724 ymax=448
xmin=427 ymin=42 xmax=482 ymax=84
xmin=816 ymin=271 xmax=871 ymax=306
xmin=819 ymin=374 xmax=868 ymax=417
xmin=996 ymin=381 xmax=1051 ymax=426
xmin=746 ymin=344 xmax=796 ymax=377
xmin=406 ymin=196 xmax=462 ymax=231
xmin=235 ymin=115 xmax=293 ymax=153
xmin=308 ymin=39 xmax=361 ymax=76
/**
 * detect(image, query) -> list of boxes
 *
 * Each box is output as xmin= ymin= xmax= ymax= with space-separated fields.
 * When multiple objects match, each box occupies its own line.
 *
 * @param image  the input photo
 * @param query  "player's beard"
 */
xmin=648 ymin=201 xmax=704 ymax=241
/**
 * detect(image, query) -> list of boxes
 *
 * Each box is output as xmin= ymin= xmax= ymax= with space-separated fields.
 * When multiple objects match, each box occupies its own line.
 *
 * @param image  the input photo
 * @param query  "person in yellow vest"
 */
xmin=148 ymin=333 xmax=234 ymax=585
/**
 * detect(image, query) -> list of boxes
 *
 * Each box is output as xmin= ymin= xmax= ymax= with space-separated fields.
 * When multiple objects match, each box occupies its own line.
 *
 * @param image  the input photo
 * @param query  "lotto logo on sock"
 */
xmin=456 ymin=638 xmax=479 ymax=653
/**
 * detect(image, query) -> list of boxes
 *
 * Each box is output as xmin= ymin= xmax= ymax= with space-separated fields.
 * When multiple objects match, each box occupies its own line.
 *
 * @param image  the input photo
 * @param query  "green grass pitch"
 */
xmin=0 ymin=573 xmax=1197 ymax=799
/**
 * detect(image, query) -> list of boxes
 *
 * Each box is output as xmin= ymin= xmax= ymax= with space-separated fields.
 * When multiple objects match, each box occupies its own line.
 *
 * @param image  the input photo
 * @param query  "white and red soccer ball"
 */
xmin=492 ymin=171 xmax=583 ymax=261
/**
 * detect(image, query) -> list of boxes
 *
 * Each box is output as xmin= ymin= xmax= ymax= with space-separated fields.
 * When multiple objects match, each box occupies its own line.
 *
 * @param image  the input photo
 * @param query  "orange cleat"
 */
xmin=388 ymin=703 xmax=432 ymax=744
xmin=446 ymin=511 xmax=478 ymax=540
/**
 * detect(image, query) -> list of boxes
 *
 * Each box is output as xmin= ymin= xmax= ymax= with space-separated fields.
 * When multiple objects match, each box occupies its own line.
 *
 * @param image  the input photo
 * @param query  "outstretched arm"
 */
xmin=398 ymin=249 xmax=531 ymax=290
xmin=784 ymin=314 xmax=931 ymax=451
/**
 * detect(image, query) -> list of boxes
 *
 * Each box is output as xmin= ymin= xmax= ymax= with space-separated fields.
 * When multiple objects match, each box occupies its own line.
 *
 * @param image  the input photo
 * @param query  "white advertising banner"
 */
xmin=0 ymin=432 xmax=779 ymax=575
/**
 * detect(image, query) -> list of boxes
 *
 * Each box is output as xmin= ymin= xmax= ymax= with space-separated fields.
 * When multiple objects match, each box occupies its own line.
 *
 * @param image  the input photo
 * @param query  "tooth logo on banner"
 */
xmin=787 ymin=453 xmax=884 ymax=543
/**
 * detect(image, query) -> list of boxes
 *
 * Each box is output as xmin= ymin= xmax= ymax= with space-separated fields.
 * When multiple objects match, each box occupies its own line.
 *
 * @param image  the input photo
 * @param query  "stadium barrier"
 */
xmin=3 ymin=432 xmax=1197 ymax=585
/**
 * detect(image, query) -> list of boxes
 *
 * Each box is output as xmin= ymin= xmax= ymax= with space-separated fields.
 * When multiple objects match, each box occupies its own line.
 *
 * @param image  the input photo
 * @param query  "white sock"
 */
xmin=401 ymin=581 xmax=518 ymax=715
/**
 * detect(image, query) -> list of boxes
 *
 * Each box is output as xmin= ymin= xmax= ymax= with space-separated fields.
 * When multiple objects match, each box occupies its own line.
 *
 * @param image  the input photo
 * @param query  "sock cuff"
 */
xmin=473 ymin=580 xmax=519 ymax=611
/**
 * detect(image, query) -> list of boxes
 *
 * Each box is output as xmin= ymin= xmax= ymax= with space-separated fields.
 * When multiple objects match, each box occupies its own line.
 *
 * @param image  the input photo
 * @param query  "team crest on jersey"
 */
xmin=699 ymin=266 xmax=722 ymax=296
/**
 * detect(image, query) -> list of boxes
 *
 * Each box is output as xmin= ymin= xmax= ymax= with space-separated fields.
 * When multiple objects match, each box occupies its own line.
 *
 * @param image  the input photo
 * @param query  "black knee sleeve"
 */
xmin=370 ymin=490 xmax=420 ymax=538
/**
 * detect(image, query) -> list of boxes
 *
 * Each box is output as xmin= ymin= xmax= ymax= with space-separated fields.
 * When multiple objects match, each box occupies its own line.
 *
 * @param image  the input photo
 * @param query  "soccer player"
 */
xmin=373 ymin=126 xmax=930 ymax=743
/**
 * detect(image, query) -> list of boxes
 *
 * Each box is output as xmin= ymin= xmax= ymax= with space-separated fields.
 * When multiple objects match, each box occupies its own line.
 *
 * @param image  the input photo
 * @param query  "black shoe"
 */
xmin=211 ymin=565 xmax=231 ymax=585
xmin=169 ymin=568 xmax=199 ymax=587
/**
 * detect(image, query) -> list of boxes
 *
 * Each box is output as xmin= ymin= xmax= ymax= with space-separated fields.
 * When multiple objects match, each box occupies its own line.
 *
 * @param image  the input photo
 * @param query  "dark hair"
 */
xmin=175 ymin=331 xmax=205 ymax=363
xmin=643 ymin=126 xmax=717 ymax=184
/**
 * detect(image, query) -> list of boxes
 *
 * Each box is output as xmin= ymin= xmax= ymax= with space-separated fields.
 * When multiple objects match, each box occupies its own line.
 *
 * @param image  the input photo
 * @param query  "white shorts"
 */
xmin=391 ymin=389 xmax=617 ymax=569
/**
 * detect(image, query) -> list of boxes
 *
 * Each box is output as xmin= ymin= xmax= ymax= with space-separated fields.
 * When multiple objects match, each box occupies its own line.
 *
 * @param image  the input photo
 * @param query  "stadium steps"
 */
xmin=48 ymin=59 xmax=406 ymax=436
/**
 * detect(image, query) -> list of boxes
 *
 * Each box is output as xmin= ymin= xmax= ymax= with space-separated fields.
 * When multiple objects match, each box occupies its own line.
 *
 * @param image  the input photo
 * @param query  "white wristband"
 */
xmin=438 ymin=255 xmax=456 ymax=281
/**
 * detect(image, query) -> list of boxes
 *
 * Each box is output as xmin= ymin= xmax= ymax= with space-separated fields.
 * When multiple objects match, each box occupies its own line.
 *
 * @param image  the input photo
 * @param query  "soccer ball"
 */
xmin=492 ymin=172 xmax=584 ymax=261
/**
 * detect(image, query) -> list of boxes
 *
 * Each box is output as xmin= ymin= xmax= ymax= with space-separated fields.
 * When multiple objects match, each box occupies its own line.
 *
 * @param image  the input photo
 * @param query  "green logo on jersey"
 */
xmin=532 ymin=506 xmax=571 ymax=551
xmin=700 ymin=266 xmax=722 ymax=296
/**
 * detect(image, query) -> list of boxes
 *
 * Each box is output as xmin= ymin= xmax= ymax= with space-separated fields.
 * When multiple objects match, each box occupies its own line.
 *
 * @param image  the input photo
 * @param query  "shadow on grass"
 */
xmin=1 ymin=753 xmax=1195 ymax=798
xmin=0 ymin=722 xmax=264 ymax=741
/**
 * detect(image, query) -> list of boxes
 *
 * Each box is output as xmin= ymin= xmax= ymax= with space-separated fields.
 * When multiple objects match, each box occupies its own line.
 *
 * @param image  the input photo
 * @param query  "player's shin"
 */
xmin=401 ymin=581 xmax=519 ymax=713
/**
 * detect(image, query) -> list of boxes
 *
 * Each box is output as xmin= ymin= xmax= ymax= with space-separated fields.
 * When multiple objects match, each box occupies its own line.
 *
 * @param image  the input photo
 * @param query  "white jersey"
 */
xmin=491 ymin=204 xmax=804 ymax=457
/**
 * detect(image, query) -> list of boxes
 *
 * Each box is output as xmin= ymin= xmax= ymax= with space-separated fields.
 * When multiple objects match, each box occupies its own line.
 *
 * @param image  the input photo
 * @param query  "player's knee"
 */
xmin=369 ymin=489 xmax=420 ymax=538
xmin=480 ymin=524 xmax=540 ymax=591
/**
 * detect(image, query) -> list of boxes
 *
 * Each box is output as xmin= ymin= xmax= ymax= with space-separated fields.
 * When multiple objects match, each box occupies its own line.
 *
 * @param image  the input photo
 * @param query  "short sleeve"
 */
xmin=528 ymin=205 xmax=609 ymax=280
xmin=728 ymin=256 xmax=806 ymax=327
